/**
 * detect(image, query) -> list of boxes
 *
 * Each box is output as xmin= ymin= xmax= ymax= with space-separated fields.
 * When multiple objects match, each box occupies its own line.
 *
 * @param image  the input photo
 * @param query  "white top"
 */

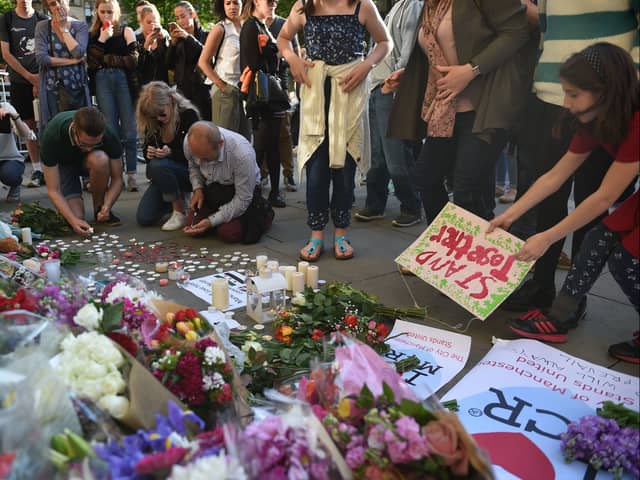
xmin=213 ymin=19 xmax=242 ymax=86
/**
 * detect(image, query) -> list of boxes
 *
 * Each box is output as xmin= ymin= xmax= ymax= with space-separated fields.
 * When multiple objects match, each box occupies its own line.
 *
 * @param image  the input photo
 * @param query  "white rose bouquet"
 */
xmin=54 ymin=331 xmax=130 ymax=419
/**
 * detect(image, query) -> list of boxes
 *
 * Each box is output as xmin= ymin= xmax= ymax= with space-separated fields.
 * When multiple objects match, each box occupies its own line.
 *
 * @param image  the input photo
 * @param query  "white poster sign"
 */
xmin=384 ymin=320 xmax=471 ymax=397
xmin=181 ymin=271 xmax=247 ymax=311
xmin=443 ymin=339 xmax=639 ymax=480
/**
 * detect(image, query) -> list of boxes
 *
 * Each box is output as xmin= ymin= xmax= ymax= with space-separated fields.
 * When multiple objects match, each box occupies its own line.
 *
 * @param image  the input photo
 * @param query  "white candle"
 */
xmin=212 ymin=278 xmax=229 ymax=310
xmin=284 ymin=266 xmax=296 ymax=291
xmin=21 ymin=227 xmax=32 ymax=245
xmin=306 ymin=265 xmax=319 ymax=289
xmin=256 ymin=255 xmax=268 ymax=270
xmin=292 ymin=271 xmax=305 ymax=295
xmin=155 ymin=262 xmax=168 ymax=273
xmin=44 ymin=258 xmax=61 ymax=283
xmin=297 ymin=261 xmax=309 ymax=281
xmin=266 ymin=260 xmax=279 ymax=272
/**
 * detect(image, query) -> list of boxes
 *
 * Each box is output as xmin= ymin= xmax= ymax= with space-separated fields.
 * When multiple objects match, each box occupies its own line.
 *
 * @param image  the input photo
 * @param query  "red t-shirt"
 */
xmin=569 ymin=111 xmax=640 ymax=258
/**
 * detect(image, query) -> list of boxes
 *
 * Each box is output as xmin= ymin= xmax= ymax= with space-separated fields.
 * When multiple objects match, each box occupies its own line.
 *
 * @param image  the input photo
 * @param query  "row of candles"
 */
xmin=255 ymin=254 xmax=320 ymax=292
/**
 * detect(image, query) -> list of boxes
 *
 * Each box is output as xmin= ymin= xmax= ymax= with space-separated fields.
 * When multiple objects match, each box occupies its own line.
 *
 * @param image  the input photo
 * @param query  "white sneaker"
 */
xmin=161 ymin=211 xmax=186 ymax=231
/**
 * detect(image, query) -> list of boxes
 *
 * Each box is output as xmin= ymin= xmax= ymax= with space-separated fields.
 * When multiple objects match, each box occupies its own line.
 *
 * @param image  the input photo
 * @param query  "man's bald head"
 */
xmin=188 ymin=121 xmax=224 ymax=162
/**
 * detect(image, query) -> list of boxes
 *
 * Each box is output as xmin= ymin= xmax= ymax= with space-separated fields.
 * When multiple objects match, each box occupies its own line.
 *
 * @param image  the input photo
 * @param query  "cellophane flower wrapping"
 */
xmin=0 ymin=349 xmax=82 ymax=479
xmin=294 ymin=338 xmax=495 ymax=480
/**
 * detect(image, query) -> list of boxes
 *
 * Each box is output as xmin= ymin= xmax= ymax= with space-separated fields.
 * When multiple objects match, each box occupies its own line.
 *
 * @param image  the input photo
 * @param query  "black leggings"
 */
xmin=253 ymin=115 xmax=282 ymax=196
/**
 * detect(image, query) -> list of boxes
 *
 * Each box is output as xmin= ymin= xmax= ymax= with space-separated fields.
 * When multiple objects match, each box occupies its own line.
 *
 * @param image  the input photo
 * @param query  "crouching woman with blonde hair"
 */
xmin=135 ymin=81 xmax=200 ymax=230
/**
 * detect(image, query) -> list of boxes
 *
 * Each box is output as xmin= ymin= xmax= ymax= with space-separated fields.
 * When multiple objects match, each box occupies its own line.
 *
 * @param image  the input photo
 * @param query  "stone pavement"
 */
xmin=1 ymin=164 xmax=638 ymax=396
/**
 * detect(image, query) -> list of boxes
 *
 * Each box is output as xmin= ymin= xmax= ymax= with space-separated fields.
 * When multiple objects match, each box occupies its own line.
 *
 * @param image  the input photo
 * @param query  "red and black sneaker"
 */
xmin=608 ymin=332 xmax=640 ymax=364
xmin=508 ymin=309 xmax=573 ymax=343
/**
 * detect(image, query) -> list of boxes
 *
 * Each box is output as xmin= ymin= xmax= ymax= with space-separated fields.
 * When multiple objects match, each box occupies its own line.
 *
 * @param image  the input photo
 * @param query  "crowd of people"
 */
xmin=0 ymin=0 xmax=637 ymax=362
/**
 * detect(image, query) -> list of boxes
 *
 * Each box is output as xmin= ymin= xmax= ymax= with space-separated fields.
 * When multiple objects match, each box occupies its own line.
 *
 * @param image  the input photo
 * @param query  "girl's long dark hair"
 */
xmin=560 ymin=42 xmax=639 ymax=146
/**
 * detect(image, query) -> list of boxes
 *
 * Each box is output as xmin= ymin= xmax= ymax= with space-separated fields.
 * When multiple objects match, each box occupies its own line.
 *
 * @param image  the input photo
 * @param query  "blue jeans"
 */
xmin=0 ymin=160 xmax=25 ymax=187
xmin=136 ymin=158 xmax=191 ymax=226
xmin=366 ymin=86 xmax=421 ymax=215
xmin=305 ymin=137 xmax=357 ymax=230
xmin=95 ymin=68 xmax=137 ymax=174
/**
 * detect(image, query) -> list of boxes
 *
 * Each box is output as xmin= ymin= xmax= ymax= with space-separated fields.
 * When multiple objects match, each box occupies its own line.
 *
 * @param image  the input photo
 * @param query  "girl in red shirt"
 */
xmin=488 ymin=43 xmax=639 ymax=362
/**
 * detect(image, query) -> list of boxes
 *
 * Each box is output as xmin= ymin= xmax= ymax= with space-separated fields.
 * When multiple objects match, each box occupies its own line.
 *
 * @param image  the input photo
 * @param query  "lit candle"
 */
xmin=212 ymin=278 xmax=229 ymax=310
xmin=297 ymin=261 xmax=309 ymax=281
xmin=256 ymin=255 xmax=268 ymax=270
xmin=292 ymin=271 xmax=305 ymax=295
xmin=155 ymin=262 xmax=168 ymax=273
xmin=21 ymin=227 xmax=32 ymax=245
xmin=306 ymin=265 xmax=319 ymax=289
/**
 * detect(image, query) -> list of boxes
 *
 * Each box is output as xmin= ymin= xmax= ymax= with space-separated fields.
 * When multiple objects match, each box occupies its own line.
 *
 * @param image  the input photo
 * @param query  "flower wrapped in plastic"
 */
xmin=94 ymin=400 xmax=245 ymax=479
xmin=0 ymin=310 xmax=56 ymax=359
xmin=0 ymin=349 xmax=82 ymax=479
xmin=294 ymin=338 xmax=494 ymax=479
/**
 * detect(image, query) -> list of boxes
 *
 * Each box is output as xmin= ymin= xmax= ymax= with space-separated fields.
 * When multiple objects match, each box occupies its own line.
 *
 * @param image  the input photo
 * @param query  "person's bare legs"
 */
xmin=86 ymin=150 xmax=110 ymax=214
xmin=67 ymin=196 xmax=85 ymax=220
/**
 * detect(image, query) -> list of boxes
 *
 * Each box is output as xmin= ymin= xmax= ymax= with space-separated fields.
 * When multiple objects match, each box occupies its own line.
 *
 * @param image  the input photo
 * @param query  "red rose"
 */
xmin=186 ymin=308 xmax=198 ymax=319
xmin=375 ymin=323 xmax=390 ymax=339
xmin=135 ymin=447 xmax=188 ymax=474
xmin=344 ymin=314 xmax=358 ymax=328
xmin=423 ymin=418 xmax=470 ymax=476
xmin=175 ymin=310 xmax=186 ymax=322
xmin=311 ymin=329 xmax=324 ymax=341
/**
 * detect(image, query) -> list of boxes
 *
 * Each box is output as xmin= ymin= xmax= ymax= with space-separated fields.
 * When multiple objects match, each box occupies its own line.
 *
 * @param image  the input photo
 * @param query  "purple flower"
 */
xmin=345 ymin=446 xmax=366 ymax=469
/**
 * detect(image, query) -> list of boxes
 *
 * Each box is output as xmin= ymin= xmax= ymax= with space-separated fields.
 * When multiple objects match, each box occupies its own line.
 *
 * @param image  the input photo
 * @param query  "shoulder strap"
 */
xmin=212 ymin=21 xmax=225 ymax=67
xmin=354 ymin=1 xmax=362 ymax=16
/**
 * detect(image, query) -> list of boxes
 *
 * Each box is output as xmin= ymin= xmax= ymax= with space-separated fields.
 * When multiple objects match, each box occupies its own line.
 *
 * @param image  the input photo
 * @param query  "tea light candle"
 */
xmin=297 ymin=261 xmax=309 ymax=281
xmin=167 ymin=262 xmax=181 ymax=280
xmin=256 ymin=255 xmax=268 ymax=270
xmin=212 ymin=278 xmax=229 ymax=310
xmin=306 ymin=265 xmax=319 ymax=289
xmin=155 ymin=262 xmax=169 ymax=273
xmin=292 ymin=271 xmax=305 ymax=295
xmin=21 ymin=227 xmax=32 ymax=245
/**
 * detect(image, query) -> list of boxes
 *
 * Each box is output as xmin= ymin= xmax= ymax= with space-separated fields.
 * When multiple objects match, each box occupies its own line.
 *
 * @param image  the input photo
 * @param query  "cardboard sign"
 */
xmin=384 ymin=320 xmax=471 ymax=397
xmin=443 ymin=339 xmax=639 ymax=480
xmin=395 ymin=203 xmax=532 ymax=319
xmin=180 ymin=270 xmax=247 ymax=311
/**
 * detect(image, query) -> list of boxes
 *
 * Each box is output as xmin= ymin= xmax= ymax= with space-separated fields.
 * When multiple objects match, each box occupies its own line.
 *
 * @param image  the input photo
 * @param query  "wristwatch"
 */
xmin=62 ymin=27 xmax=70 ymax=34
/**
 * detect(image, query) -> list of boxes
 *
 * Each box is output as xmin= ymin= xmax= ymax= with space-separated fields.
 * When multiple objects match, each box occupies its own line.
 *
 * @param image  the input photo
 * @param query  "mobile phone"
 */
xmin=153 ymin=26 xmax=161 ymax=34
xmin=168 ymin=22 xmax=178 ymax=31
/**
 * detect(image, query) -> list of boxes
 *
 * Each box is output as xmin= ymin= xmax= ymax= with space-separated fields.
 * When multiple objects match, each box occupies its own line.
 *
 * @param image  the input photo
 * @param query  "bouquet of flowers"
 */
xmin=32 ymin=278 xmax=92 ymax=328
xmin=95 ymin=400 xmax=244 ymax=479
xmin=53 ymin=331 xmax=131 ymax=420
xmin=561 ymin=401 xmax=639 ymax=479
xmin=296 ymin=341 xmax=494 ymax=479
xmin=0 ymin=281 xmax=38 ymax=313
xmin=10 ymin=201 xmax=70 ymax=236
xmin=148 ymin=336 xmax=234 ymax=418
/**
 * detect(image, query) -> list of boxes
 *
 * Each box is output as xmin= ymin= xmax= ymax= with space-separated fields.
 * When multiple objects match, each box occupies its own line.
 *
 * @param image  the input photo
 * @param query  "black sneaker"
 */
xmin=354 ymin=208 xmax=384 ymax=222
xmin=392 ymin=212 xmax=422 ymax=228
xmin=27 ymin=170 xmax=45 ymax=188
xmin=608 ymin=332 xmax=640 ymax=364
xmin=502 ymin=279 xmax=555 ymax=312
xmin=269 ymin=193 xmax=286 ymax=208
xmin=6 ymin=185 xmax=20 ymax=203
xmin=285 ymin=175 xmax=297 ymax=192
xmin=508 ymin=309 xmax=575 ymax=343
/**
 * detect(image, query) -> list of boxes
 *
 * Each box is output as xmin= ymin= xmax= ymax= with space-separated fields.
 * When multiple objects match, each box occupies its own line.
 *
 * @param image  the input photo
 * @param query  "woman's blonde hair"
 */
xmin=139 ymin=4 xmax=160 ymax=26
xmin=136 ymin=81 xmax=199 ymax=138
xmin=90 ymin=0 xmax=122 ymax=36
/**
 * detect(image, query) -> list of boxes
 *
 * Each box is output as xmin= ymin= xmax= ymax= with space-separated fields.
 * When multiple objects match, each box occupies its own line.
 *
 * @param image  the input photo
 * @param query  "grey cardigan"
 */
xmin=387 ymin=0 xmax=532 ymax=142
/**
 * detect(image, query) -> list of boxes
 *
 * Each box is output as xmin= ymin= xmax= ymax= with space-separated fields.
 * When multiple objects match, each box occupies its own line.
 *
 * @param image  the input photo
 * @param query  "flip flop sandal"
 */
xmin=300 ymin=238 xmax=324 ymax=262
xmin=334 ymin=236 xmax=354 ymax=260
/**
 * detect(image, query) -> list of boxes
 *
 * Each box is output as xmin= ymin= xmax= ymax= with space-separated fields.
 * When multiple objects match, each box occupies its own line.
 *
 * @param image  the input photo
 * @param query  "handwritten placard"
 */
xmin=395 ymin=203 xmax=532 ymax=319
xmin=384 ymin=320 xmax=471 ymax=397
xmin=443 ymin=339 xmax=639 ymax=479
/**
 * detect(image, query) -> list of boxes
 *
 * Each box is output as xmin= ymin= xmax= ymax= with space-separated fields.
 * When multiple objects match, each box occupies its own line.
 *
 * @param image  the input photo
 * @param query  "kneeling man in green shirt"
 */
xmin=40 ymin=107 xmax=125 ymax=236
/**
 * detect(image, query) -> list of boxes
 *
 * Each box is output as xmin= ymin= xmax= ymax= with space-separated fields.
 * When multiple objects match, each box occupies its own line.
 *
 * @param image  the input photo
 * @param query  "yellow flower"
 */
xmin=337 ymin=398 xmax=351 ymax=419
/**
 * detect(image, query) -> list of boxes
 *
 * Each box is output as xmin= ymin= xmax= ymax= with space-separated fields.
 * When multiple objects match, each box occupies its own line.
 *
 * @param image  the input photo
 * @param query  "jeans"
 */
xmin=496 ymin=148 xmax=517 ymax=188
xmin=0 ymin=160 xmax=25 ymax=187
xmin=552 ymin=223 xmax=640 ymax=318
xmin=366 ymin=86 xmax=421 ymax=215
xmin=95 ymin=68 xmax=138 ymax=174
xmin=136 ymin=158 xmax=191 ymax=226
xmin=305 ymin=137 xmax=357 ymax=230
xmin=416 ymin=111 xmax=506 ymax=223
